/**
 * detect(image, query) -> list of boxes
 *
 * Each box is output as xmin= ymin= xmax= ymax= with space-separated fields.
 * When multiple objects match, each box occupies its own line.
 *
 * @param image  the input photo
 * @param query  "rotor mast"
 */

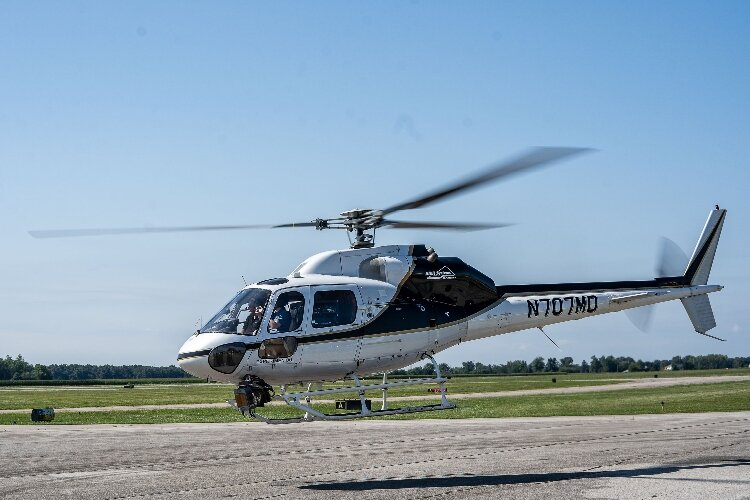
xmin=327 ymin=208 xmax=381 ymax=248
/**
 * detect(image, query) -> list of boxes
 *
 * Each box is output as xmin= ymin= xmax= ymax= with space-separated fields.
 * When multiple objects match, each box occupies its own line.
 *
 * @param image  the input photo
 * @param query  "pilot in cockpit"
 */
xmin=241 ymin=300 xmax=265 ymax=335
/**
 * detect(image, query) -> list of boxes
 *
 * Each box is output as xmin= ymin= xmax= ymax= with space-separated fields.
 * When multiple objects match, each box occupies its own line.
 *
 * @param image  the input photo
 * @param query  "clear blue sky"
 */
xmin=1 ymin=1 xmax=748 ymax=367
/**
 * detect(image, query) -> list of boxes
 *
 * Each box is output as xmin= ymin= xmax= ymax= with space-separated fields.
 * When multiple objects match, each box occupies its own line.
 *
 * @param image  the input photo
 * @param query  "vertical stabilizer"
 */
xmin=679 ymin=207 xmax=726 ymax=335
xmin=684 ymin=208 xmax=726 ymax=285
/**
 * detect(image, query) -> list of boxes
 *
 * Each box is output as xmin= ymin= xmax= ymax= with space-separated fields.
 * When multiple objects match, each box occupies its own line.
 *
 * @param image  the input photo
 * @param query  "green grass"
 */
xmin=0 ymin=378 xmax=202 ymax=387
xmin=323 ymin=374 xmax=623 ymax=397
xmin=2 ymin=381 xmax=748 ymax=425
xmin=0 ymin=384 xmax=232 ymax=410
xmin=0 ymin=408 xmax=251 ymax=425
xmin=2 ymin=368 xmax=748 ymax=411
xmin=539 ymin=368 xmax=750 ymax=379
xmin=386 ymin=380 xmax=750 ymax=419
xmin=0 ymin=377 xmax=617 ymax=410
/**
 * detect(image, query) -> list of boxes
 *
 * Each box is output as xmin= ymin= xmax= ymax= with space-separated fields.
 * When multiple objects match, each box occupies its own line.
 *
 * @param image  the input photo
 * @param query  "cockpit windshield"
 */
xmin=201 ymin=288 xmax=271 ymax=335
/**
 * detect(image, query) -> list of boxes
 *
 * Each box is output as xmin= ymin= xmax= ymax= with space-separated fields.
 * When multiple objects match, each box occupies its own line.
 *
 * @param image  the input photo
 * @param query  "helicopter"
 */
xmin=30 ymin=147 xmax=727 ymax=423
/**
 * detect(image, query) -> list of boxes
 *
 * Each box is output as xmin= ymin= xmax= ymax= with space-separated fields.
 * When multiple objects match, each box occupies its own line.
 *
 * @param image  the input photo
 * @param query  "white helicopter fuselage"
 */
xmin=29 ymin=146 xmax=727 ymax=422
xmin=177 ymin=208 xmax=725 ymax=387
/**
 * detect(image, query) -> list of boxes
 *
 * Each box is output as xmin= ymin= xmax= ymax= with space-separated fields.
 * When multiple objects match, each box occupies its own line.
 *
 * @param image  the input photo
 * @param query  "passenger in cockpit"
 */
xmin=269 ymin=298 xmax=292 ymax=333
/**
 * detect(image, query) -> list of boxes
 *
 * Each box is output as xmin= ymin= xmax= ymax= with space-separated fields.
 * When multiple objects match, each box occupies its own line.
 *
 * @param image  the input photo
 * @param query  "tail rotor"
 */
xmin=625 ymin=237 xmax=690 ymax=332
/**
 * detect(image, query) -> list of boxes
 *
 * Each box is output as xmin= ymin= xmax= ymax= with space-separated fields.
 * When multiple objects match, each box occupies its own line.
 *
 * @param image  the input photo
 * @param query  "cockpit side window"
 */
xmin=268 ymin=291 xmax=305 ymax=334
xmin=201 ymin=288 xmax=271 ymax=335
xmin=312 ymin=290 xmax=357 ymax=328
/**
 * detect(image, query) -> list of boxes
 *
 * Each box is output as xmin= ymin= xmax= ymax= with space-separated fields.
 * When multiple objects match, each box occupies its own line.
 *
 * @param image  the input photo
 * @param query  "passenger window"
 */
xmin=268 ymin=291 xmax=305 ymax=334
xmin=312 ymin=290 xmax=358 ymax=328
xmin=258 ymin=337 xmax=298 ymax=359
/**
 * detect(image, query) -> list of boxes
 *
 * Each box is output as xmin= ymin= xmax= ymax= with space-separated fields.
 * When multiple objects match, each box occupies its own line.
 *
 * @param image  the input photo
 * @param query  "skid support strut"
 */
xmin=242 ymin=354 xmax=455 ymax=424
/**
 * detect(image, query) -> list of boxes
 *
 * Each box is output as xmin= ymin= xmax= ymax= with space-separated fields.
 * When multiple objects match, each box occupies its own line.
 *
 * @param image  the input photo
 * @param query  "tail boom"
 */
xmin=467 ymin=284 xmax=721 ymax=341
xmin=468 ymin=207 xmax=727 ymax=341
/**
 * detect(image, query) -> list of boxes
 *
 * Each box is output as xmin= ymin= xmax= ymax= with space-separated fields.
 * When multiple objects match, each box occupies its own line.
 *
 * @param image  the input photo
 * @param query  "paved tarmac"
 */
xmin=1 ymin=412 xmax=749 ymax=499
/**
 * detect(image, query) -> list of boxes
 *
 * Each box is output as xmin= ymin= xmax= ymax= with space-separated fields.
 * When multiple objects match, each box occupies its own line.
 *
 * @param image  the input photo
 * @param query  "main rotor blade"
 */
xmin=272 ymin=222 xmax=319 ymax=228
xmin=382 ymin=147 xmax=592 ymax=215
xmin=380 ymin=220 xmax=513 ymax=231
xmin=28 ymin=224 xmax=272 ymax=238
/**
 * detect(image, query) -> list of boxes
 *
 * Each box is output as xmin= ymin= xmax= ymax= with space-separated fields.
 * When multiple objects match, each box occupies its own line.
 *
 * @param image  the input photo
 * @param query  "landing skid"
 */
xmin=231 ymin=354 xmax=456 ymax=424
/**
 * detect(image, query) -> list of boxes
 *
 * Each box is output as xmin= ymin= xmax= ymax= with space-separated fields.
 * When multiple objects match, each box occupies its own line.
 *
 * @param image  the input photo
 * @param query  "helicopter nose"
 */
xmin=177 ymin=336 xmax=214 ymax=378
xmin=177 ymin=335 xmax=249 ymax=378
xmin=177 ymin=350 xmax=213 ymax=378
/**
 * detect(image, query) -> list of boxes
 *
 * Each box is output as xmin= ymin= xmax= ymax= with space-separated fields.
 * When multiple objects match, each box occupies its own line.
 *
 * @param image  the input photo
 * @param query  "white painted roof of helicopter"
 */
xmin=243 ymin=275 xmax=398 ymax=305
xmin=251 ymin=274 xmax=393 ymax=288
xmin=288 ymin=244 xmax=414 ymax=279
xmin=241 ymin=244 xmax=414 ymax=293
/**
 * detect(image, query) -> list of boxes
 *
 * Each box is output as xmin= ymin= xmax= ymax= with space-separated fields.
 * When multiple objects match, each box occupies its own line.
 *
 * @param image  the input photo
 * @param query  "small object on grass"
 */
xmin=654 ymin=374 xmax=658 ymax=378
xmin=31 ymin=408 xmax=55 ymax=422
xmin=335 ymin=399 xmax=372 ymax=411
xmin=552 ymin=377 xmax=557 ymax=383
xmin=123 ymin=383 xmax=135 ymax=389
xmin=661 ymin=401 xmax=665 ymax=411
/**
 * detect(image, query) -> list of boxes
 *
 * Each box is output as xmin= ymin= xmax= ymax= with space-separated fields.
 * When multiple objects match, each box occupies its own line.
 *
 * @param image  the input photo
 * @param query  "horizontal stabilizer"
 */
xmin=681 ymin=294 xmax=716 ymax=334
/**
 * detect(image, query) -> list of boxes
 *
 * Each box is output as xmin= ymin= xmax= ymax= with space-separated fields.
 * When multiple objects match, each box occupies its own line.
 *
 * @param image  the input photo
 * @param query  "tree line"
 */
xmin=395 ymin=354 xmax=750 ymax=377
xmin=2 ymin=353 xmax=748 ymax=381
xmin=0 ymin=355 xmax=191 ymax=381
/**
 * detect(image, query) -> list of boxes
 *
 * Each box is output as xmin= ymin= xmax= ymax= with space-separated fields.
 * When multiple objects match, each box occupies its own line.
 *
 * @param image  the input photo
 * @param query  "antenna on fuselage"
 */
xmin=538 ymin=327 xmax=561 ymax=350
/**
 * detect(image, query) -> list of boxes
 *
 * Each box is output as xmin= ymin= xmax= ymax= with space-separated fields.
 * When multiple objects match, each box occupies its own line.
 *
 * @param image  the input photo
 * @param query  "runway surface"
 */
xmin=2 ymin=412 xmax=749 ymax=499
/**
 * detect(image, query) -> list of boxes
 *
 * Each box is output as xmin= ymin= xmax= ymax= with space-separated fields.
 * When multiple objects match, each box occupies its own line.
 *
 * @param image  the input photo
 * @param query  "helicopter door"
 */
xmin=290 ymin=285 xmax=363 ymax=379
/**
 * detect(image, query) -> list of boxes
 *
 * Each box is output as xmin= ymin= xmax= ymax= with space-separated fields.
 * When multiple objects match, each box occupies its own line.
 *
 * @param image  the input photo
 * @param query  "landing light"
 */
xmin=208 ymin=343 xmax=247 ymax=374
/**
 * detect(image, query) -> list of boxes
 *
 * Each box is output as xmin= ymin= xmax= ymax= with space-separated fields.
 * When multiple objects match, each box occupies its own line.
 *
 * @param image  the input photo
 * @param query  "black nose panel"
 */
xmin=208 ymin=343 xmax=247 ymax=374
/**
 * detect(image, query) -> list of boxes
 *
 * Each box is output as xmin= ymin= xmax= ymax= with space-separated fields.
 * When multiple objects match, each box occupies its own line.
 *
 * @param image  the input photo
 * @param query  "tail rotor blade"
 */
xmin=625 ymin=305 xmax=655 ymax=332
xmin=657 ymin=236 xmax=689 ymax=277
xmin=627 ymin=236 xmax=688 ymax=331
